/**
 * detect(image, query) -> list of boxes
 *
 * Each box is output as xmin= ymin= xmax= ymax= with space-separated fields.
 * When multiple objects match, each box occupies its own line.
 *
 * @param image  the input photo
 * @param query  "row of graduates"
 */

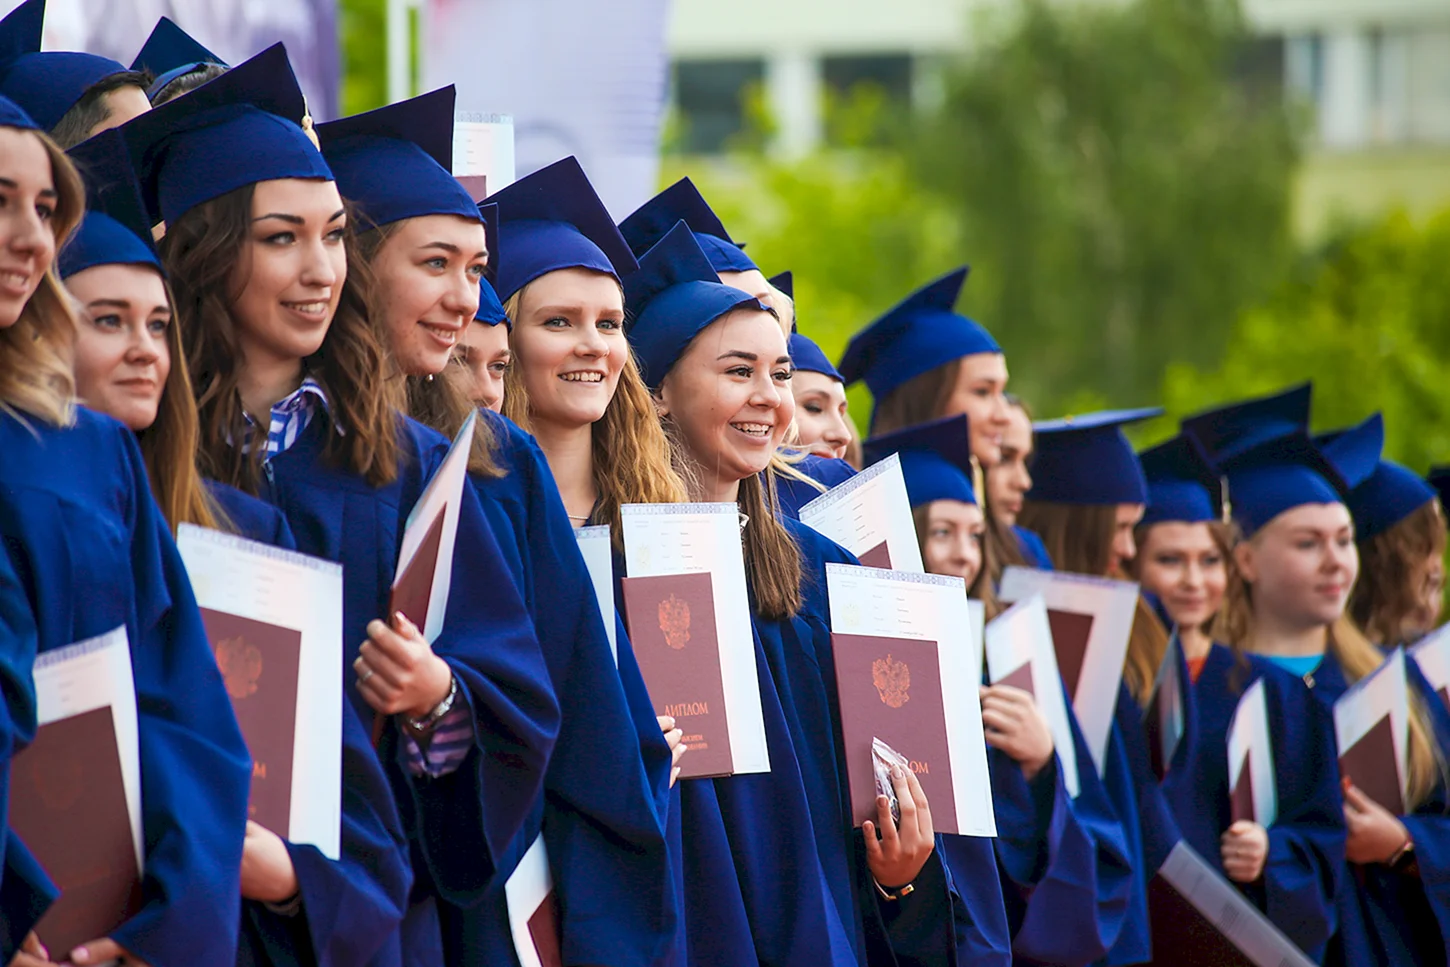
xmin=0 ymin=9 xmax=1448 ymax=967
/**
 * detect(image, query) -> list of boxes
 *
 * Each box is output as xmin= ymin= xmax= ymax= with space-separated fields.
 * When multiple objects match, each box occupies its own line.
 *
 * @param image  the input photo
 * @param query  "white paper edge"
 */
xmin=797 ymin=455 xmax=925 ymax=574
xmin=504 ymin=832 xmax=553 ymax=967
xmin=1227 ymin=679 xmax=1277 ymax=828
xmin=1333 ymin=646 xmax=1411 ymax=811
xmin=1147 ymin=632 xmax=1186 ymax=777
xmin=397 ymin=409 xmax=476 ymax=642
xmin=1409 ymin=624 xmax=1450 ymax=694
xmin=574 ymin=525 xmax=617 ymax=665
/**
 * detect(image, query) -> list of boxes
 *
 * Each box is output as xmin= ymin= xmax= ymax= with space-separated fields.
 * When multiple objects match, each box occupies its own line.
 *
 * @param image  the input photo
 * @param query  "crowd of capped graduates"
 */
xmin=0 ymin=3 xmax=1448 ymax=965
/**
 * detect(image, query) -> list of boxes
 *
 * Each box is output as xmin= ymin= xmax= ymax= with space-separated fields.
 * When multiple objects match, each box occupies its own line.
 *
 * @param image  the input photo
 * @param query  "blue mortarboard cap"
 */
xmin=477 ymin=201 xmax=499 ymax=284
xmin=1026 ymin=407 xmax=1164 ymax=506
xmin=788 ymin=331 xmax=841 ymax=382
xmin=59 ymin=127 xmax=161 ymax=278
xmin=121 ymin=43 xmax=330 ymax=226
xmin=1219 ymin=430 xmax=1355 ymax=536
xmin=486 ymin=156 xmax=637 ymax=302
xmin=619 ymin=177 xmax=757 ymax=273
xmin=864 ymin=414 xmax=977 ymax=508
xmin=837 ymin=267 xmax=1000 ymax=406
xmin=318 ymin=86 xmax=478 ymax=231
xmin=624 ymin=220 xmax=769 ymax=388
xmin=1316 ymin=413 xmax=1434 ymax=541
xmin=1139 ymin=434 xmax=1223 ymax=526
xmin=131 ymin=17 xmax=226 ymax=100
xmin=1181 ymin=382 xmax=1312 ymax=462
xmin=0 ymin=0 xmax=127 ymax=132
xmin=1427 ymin=466 xmax=1450 ymax=514
xmin=0 ymin=91 xmax=37 ymax=128
xmin=769 ymin=270 xmax=792 ymax=301
xmin=475 ymin=278 xmax=508 ymax=327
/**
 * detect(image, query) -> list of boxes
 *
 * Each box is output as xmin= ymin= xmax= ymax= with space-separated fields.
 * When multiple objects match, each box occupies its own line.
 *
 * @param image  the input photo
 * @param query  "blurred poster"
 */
xmin=422 ymin=0 xmax=671 ymax=218
xmin=35 ymin=0 xmax=339 ymax=118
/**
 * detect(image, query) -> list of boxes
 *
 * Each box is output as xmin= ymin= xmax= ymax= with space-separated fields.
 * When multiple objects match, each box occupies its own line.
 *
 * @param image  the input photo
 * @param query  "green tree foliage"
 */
xmin=1151 ymin=209 xmax=1450 ymax=470
xmin=339 ymin=0 xmax=386 ymax=117
xmin=913 ymin=0 xmax=1302 ymax=415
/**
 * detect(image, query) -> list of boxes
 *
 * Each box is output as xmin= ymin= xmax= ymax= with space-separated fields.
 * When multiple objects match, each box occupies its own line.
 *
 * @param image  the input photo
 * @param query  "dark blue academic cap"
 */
xmin=131 ymin=17 xmax=226 ymax=101
xmin=0 ymin=0 xmax=128 ymax=131
xmin=59 ymin=127 xmax=162 ymax=278
xmin=318 ymin=86 xmax=478 ymax=231
xmin=0 ymin=91 xmax=36 ymax=128
xmin=864 ymin=414 xmax=977 ymax=508
xmin=1316 ymin=413 xmax=1435 ymax=541
xmin=1427 ymin=466 xmax=1450 ymax=514
xmin=1139 ymin=433 xmax=1223 ymax=526
xmin=788 ymin=332 xmax=841 ymax=382
xmin=618 ymin=177 xmax=757 ymax=273
xmin=1026 ymin=407 xmax=1164 ymax=506
xmin=769 ymin=270 xmax=792 ymax=302
xmin=623 ymin=220 xmax=770 ymax=388
xmin=1219 ymin=429 xmax=1366 ymax=536
xmin=485 ymin=155 xmax=637 ymax=302
xmin=837 ymin=267 xmax=1000 ymax=405
xmin=472 ymin=202 xmax=507 ymax=326
xmin=1181 ymin=382 xmax=1312 ymax=462
xmin=121 ymin=43 xmax=330 ymax=226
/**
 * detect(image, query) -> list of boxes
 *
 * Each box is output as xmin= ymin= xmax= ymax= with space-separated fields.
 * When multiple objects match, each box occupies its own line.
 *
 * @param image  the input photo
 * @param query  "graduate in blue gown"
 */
xmin=864 ymin=414 xmax=1133 ymax=965
xmin=0 ymin=90 xmax=251 ymax=967
xmin=626 ymin=221 xmax=1005 ymax=965
xmin=130 ymin=15 xmax=229 ymax=107
xmin=322 ymin=104 xmax=675 ymax=965
xmin=124 ymin=46 xmax=558 ymax=964
xmin=987 ymin=396 xmax=1055 ymax=570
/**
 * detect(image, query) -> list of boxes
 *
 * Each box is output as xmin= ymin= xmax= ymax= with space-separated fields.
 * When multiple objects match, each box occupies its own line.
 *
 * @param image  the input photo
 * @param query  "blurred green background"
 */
xmin=340 ymin=0 xmax=1450 ymax=468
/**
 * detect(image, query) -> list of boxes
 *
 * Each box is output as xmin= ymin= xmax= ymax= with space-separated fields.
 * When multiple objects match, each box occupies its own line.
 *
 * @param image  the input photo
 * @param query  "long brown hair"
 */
xmin=1349 ymin=500 xmax=1446 ymax=646
xmin=988 ymin=394 xmax=1036 ymax=578
xmin=913 ymin=503 xmax=1002 ymax=619
xmin=500 ymin=286 xmax=688 ymax=545
xmin=162 ymin=183 xmax=401 ymax=494
xmin=355 ymin=221 xmax=502 ymax=479
xmin=1 ymin=128 xmax=83 ymax=426
xmin=1221 ymin=532 xmax=1445 ymax=811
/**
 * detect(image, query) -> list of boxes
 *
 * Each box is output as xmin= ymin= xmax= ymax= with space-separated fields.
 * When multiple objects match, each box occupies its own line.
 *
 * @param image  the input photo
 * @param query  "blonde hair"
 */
xmin=501 ymin=287 xmax=688 ymax=546
xmin=1220 ymin=531 xmax=1446 ymax=811
xmin=1 ymin=128 xmax=84 ymax=426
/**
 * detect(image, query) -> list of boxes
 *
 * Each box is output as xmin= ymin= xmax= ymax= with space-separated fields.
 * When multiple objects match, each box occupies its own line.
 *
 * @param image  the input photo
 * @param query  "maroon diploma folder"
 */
xmin=831 ymin=634 xmax=960 ymax=833
xmin=1337 ymin=714 xmax=1405 ymax=816
xmin=390 ymin=510 xmax=447 ymax=632
xmin=1046 ymin=609 xmax=1095 ymax=701
xmin=621 ymin=572 xmax=732 ymax=778
xmin=10 ymin=707 xmax=142 ymax=956
xmin=857 ymin=541 xmax=893 ymax=570
xmin=527 ymin=890 xmax=564 ymax=967
xmin=997 ymin=662 xmax=1036 ymax=698
xmin=1229 ymin=757 xmax=1256 ymax=825
xmin=199 ymin=609 xmax=303 ymax=836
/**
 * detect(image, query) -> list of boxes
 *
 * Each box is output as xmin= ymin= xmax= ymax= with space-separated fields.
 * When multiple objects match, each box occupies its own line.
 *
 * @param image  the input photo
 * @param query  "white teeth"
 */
xmin=731 ymin=422 xmax=771 ymax=436
xmin=286 ymin=302 xmax=327 ymax=314
xmin=559 ymin=372 xmax=604 ymax=382
xmin=0 ymin=271 xmax=26 ymax=285
xmin=421 ymin=324 xmax=458 ymax=343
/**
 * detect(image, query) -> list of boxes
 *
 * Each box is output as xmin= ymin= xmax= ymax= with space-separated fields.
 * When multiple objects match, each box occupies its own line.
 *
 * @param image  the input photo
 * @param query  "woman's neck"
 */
xmin=532 ymin=419 xmax=597 ymax=525
xmin=237 ymin=353 xmax=305 ymax=424
xmin=688 ymin=466 xmax=741 ymax=505
xmin=1179 ymin=624 xmax=1214 ymax=662
xmin=1245 ymin=610 xmax=1330 ymax=658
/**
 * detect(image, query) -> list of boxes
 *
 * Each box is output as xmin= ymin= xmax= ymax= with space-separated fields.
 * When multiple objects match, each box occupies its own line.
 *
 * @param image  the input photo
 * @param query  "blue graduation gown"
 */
xmin=256 ymin=414 xmax=560 ymax=962
xmin=209 ymin=481 xmax=412 ymax=967
xmin=1314 ymin=651 xmax=1450 ymax=966
xmin=1165 ymin=645 xmax=1346 ymax=962
xmin=774 ymin=453 xmax=857 ymax=519
xmin=0 ymin=546 xmax=42 ymax=963
xmin=0 ymin=408 xmax=252 ymax=964
xmin=1012 ymin=525 xmax=1054 ymax=570
xmin=436 ymin=412 xmax=674 ymax=967
xmin=987 ymin=687 xmax=1136 ymax=966
xmin=206 ymin=478 xmax=297 ymax=547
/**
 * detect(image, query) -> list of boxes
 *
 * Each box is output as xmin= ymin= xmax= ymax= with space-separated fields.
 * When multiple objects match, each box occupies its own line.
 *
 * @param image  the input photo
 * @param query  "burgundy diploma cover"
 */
xmin=10 ymin=707 xmax=142 ymax=955
xmin=831 ymin=634 xmax=960 ymax=833
xmin=390 ymin=509 xmax=447 ymax=632
xmin=199 ymin=608 xmax=303 ymax=836
xmin=857 ymin=542 xmax=893 ymax=570
xmin=1229 ymin=757 xmax=1256 ymax=825
xmin=527 ymin=890 xmax=564 ymax=967
xmin=997 ymin=663 xmax=1036 ymax=698
xmin=1046 ymin=609 xmax=1095 ymax=701
xmin=1338 ymin=714 xmax=1405 ymax=816
xmin=1149 ymin=870 xmax=1259 ymax=967
xmin=621 ymin=572 xmax=732 ymax=778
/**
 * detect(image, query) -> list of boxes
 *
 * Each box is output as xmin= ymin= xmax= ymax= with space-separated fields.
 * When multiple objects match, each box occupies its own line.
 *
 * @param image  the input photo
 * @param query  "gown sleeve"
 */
xmin=0 ymin=542 xmax=39 ymax=962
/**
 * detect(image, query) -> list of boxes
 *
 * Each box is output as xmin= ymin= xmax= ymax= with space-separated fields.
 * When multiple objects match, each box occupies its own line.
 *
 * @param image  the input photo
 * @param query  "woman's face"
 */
xmin=988 ymin=404 xmax=1033 ymax=526
xmin=0 ymin=127 xmax=59 ymax=328
xmin=791 ymin=370 xmax=851 ymax=461
xmin=509 ymin=268 xmax=626 ymax=431
xmin=921 ymin=500 xmax=986 ymax=587
xmin=455 ymin=320 xmax=510 ymax=412
xmin=1110 ymin=503 xmax=1146 ymax=575
xmin=940 ymin=352 xmax=1010 ymax=467
xmin=66 ymin=263 xmax=171 ymax=431
xmin=1135 ymin=522 xmax=1227 ymax=631
xmin=1403 ymin=550 xmax=1444 ymax=641
xmin=1236 ymin=503 xmax=1359 ymax=631
xmin=371 ymin=214 xmax=487 ymax=376
xmin=658 ymin=308 xmax=793 ymax=487
xmin=229 ymin=178 xmax=348 ymax=367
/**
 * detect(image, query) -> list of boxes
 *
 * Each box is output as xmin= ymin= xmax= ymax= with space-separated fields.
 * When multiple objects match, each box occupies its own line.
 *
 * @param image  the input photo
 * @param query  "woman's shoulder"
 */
xmin=794 ymin=452 xmax=856 ymax=487
xmin=783 ymin=513 xmax=857 ymax=567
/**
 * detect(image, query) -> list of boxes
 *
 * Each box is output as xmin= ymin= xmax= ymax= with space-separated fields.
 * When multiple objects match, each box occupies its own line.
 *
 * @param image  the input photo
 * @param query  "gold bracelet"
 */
xmin=873 ymin=877 xmax=916 ymax=902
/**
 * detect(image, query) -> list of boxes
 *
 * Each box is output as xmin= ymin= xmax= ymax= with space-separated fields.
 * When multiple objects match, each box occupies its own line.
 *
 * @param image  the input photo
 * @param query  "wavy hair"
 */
xmin=161 ymin=183 xmax=400 ymax=494
xmin=1349 ymin=500 xmax=1446 ymax=646
xmin=0 ymin=127 xmax=83 ymax=426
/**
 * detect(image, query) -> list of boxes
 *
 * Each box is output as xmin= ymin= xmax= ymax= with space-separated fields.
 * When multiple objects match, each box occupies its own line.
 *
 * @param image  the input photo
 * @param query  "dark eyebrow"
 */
xmin=419 ymin=241 xmax=489 ymax=262
xmin=86 ymin=298 xmax=172 ymax=315
xmin=775 ymin=355 xmax=791 ymax=366
xmin=717 ymin=350 xmax=757 ymax=362
xmin=0 ymin=176 xmax=56 ymax=198
xmin=252 ymin=208 xmax=347 ymax=225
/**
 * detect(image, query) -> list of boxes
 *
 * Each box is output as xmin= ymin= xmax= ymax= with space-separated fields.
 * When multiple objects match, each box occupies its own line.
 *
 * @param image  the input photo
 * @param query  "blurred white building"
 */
xmin=665 ymin=0 xmax=1450 ymax=235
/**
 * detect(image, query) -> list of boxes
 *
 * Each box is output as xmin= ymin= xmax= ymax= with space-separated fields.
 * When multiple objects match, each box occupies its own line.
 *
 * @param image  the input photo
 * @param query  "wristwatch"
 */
xmin=873 ymin=877 xmax=916 ymax=902
xmin=1387 ymin=837 xmax=1416 ymax=873
xmin=406 ymin=675 xmax=458 ymax=734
